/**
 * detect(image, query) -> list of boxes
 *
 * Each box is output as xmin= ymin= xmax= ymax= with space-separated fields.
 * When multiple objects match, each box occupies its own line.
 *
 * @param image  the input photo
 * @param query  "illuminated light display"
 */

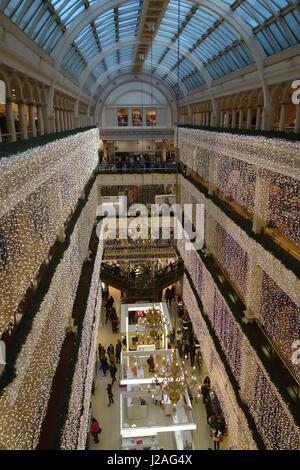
xmin=0 ymin=129 xmax=99 ymax=334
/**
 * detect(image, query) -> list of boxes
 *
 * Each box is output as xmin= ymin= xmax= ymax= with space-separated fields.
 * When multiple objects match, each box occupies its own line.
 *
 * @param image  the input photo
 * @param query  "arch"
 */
xmin=10 ymin=75 xmax=23 ymax=102
xmin=22 ymin=80 xmax=33 ymax=104
xmin=90 ymin=60 xmax=189 ymax=97
xmin=78 ymin=38 xmax=212 ymax=90
xmin=32 ymin=85 xmax=41 ymax=105
xmin=0 ymin=71 xmax=11 ymax=100
xmin=94 ymin=73 xmax=177 ymax=127
xmin=50 ymin=0 xmax=267 ymax=98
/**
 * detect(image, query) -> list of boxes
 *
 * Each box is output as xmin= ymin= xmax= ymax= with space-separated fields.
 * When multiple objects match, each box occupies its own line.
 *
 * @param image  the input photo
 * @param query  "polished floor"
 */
xmin=89 ymin=287 xmax=228 ymax=450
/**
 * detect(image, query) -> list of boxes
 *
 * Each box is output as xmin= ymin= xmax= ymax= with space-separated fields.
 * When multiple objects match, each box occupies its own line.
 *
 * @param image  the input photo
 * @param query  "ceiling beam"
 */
xmin=132 ymin=0 xmax=169 ymax=73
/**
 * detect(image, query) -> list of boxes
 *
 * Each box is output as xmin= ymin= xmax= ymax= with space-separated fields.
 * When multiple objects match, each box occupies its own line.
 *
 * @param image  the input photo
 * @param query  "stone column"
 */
xmin=42 ymin=105 xmax=49 ymax=133
xmin=231 ymin=109 xmax=237 ymax=128
xmin=55 ymin=108 xmax=61 ymax=132
xmin=279 ymin=102 xmax=287 ymax=131
xmin=187 ymin=104 xmax=192 ymax=125
xmin=206 ymin=112 xmax=210 ymax=126
xmin=6 ymin=101 xmax=16 ymax=142
xmin=255 ymin=106 xmax=262 ymax=130
xmin=246 ymin=107 xmax=253 ymax=129
xmin=261 ymin=107 xmax=271 ymax=131
xmin=28 ymin=104 xmax=37 ymax=137
xmin=37 ymin=106 xmax=44 ymax=135
xmin=59 ymin=110 xmax=65 ymax=131
xmin=252 ymin=169 xmax=270 ymax=234
xmin=224 ymin=112 xmax=230 ymax=128
xmin=238 ymin=108 xmax=244 ymax=128
xmin=295 ymin=104 xmax=300 ymax=133
xmin=219 ymin=111 xmax=224 ymax=127
xmin=18 ymin=102 xmax=28 ymax=140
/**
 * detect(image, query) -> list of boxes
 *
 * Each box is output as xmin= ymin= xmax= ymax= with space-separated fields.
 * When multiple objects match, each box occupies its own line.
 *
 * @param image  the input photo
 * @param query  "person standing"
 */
xmin=147 ymin=355 xmax=155 ymax=373
xmin=90 ymin=417 xmax=101 ymax=443
xmin=110 ymin=362 xmax=117 ymax=385
xmin=106 ymin=383 xmax=114 ymax=406
xmin=115 ymin=339 xmax=122 ymax=364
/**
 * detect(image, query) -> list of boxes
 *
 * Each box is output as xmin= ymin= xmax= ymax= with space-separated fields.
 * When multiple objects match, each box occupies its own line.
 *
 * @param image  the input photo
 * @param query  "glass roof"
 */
xmin=1 ymin=0 xmax=299 ymax=95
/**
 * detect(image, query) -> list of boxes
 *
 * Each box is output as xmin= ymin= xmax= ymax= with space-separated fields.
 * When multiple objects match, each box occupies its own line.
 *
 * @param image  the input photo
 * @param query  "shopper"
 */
xmin=147 ymin=355 xmax=155 ymax=373
xmin=105 ymin=306 xmax=111 ymax=324
xmin=184 ymin=340 xmax=190 ymax=360
xmin=190 ymin=342 xmax=196 ymax=367
xmin=176 ymin=339 xmax=184 ymax=358
xmin=170 ymin=285 xmax=176 ymax=305
xmin=110 ymin=362 xmax=118 ymax=385
xmin=107 ymin=344 xmax=115 ymax=356
xmin=204 ymin=376 xmax=211 ymax=388
xmin=98 ymin=343 xmax=105 ymax=360
xmin=99 ymin=354 xmax=109 ymax=377
xmin=201 ymin=381 xmax=211 ymax=404
xmin=106 ymin=383 xmax=114 ymax=406
xmin=164 ymin=288 xmax=170 ymax=305
xmin=115 ymin=339 xmax=122 ymax=364
xmin=211 ymin=428 xmax=222 ymax=450
xmin=90 ymin=417 xmax=101 ymax=443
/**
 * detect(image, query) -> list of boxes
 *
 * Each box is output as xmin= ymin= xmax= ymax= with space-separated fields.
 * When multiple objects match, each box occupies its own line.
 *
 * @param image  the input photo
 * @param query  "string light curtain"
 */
xmin=182 ymin=275 xmax=257 ymax=450
xmin=61 ymin=233 xmax=104 ymax=450
xmin=260 ymin=272 xmax=300 ymax=381
xmin=180 ymin=176 xmax=300 ymax=309
xmin=178 ymin=229 xmax=300 ymax=449
xmin=178 ymin=128 xmax=300 ymax=245
xmin=0 ymin=129 xmax=99 ymax=334
xmin=0 ymin=184 xmax=98 ymax=450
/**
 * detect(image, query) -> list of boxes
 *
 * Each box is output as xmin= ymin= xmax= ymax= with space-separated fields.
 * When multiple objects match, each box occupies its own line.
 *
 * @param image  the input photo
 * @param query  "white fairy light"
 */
xmin=0 ymin=171 xmax=99 ymax=450
xmin=0 ymin=129 xmax=99 ymax=335
xmin=179 ymin=231 xmax=300 ymax=450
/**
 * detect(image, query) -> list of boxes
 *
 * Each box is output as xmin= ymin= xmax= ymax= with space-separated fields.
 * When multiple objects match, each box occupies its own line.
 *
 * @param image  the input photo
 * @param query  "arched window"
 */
xmin=132 ymin=108 xmax=142 ymax=127
xmin=117 ymin=108 xmax=128 ymax=127
xmin=146 ymin=109 xmax=156 ymax=127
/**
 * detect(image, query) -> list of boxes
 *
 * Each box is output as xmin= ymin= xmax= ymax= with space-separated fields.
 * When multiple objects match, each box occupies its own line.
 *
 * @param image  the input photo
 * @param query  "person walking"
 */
xmin=110 ymin=362 xmax=117 ymax=385
xmin=176 ymin=339 xmax=183 ymax=359
xmin=107 ymin=344 xmax=115 ymax=357
xmin=90 ymin=417 xmax=101 ymax=443
xmin=98 ymin=343 xmax=105 ymax=360
xmin=105 ymin=306 xmax=111 ymax=324
xmin=106 ymin=383 xmax=114 ymax=406
xmin=211 ymin=428 xmax=222 ymax=450
xmin=184 ymin=340 xmax=190 ymax=360
xmin=190 ymin=342 xmax=196 ymax=367
xmin=99 ymin=354 xmax=109 ymax=377
xmin=115 ymin=339 xmax=122 ymax=364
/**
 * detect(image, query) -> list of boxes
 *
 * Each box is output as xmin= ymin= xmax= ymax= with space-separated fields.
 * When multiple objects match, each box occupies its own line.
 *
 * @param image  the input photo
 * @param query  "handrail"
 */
xmin=178 ymin=124 xmax=300 ymax=141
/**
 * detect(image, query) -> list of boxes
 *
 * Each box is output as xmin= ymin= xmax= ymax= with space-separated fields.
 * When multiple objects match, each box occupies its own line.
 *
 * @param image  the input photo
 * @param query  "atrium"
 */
xmin=0 ymin=0 xmax=299 ymax=453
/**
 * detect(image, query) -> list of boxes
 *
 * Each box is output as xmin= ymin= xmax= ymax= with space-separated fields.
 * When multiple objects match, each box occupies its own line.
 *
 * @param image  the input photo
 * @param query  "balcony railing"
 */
xmin=98 ymin=161 xmax=178 ymax=174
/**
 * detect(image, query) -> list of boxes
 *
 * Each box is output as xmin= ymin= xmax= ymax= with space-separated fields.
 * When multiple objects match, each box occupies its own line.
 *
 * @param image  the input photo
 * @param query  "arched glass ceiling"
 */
xmin=1 ymin=0 xmax=300 ymax=95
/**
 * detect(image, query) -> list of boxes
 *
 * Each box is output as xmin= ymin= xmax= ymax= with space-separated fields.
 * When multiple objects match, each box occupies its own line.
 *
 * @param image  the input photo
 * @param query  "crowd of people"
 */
xmin=104 ymin=295 xmax=119 ymax=333
xmin=91 ymin=290 xmax=227 ymax=449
